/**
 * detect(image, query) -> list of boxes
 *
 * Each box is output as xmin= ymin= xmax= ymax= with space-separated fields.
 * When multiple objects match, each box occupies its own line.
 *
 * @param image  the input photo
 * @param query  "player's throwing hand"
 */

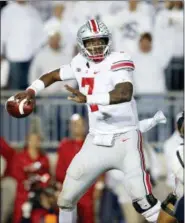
xmin=14 ymin=89 xmax=35 ymax=103
xmin=65 ymin=85 xmax=87 ymax=103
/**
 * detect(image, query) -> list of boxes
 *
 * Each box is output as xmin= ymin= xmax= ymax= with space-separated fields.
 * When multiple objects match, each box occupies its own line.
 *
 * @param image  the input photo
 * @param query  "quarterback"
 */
xmin=14 ymin=19 xmax=161 ymax=222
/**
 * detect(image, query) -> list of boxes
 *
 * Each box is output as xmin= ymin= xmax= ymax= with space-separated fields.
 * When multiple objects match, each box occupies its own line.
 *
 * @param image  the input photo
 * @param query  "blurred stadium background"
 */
xmin=0 ymin=1 xmax=184 ymax=223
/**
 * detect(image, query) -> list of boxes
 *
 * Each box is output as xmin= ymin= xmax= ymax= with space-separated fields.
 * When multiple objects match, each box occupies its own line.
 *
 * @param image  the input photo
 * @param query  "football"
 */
xmin=5 ymin=96 xmax=34 ymax=118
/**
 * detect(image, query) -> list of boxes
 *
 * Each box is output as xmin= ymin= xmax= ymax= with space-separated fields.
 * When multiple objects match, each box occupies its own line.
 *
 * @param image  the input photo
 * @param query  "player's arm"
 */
xmin=14 ymin=64 xmax=75 ymax=101
xmin=39 ymin=68 xmax=61 ymax=87
xmin=14 ymin=69 xmax=61 ymax=101
xmin=108 ymin=58 xmax=135 ymax=104
xmin=108 ymin=82 xmax=133 ymax=104
xmin=65 ymin=81 xmax=133 ymax=105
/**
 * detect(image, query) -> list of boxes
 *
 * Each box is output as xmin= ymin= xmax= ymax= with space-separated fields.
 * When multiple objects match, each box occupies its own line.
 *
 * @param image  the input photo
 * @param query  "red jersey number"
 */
xmin=81 ymin=77 xmax=99 ymax=112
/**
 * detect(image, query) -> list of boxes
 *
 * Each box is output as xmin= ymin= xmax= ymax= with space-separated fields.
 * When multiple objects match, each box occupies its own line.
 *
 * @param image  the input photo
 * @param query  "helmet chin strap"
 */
xmin=85 ymin=46 xmax=109 ymax=63
xmin=89 ymin=55 xmax=104 ymax=63
xmin=87 ymin=53 xmax=104 ymax=63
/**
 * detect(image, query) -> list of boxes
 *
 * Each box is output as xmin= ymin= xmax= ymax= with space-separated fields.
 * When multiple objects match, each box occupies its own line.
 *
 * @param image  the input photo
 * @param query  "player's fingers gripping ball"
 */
xmin=5 ymin=94 xmax=35 ymax=118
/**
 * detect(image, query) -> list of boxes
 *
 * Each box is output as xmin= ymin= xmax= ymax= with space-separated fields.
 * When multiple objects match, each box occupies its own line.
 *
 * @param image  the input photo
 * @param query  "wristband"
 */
xmin=26 ymin=88 xmax=35 ymax=96
xmin=27 ymin=79 xmax=45 ymax=95
xmin=87 ymin=93 xmax=110 ymax=105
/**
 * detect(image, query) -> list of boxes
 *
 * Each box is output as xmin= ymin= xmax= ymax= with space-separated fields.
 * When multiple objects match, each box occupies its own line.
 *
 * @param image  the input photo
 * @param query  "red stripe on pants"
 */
xmin=138 ymin=131 xmax=152 ymax=194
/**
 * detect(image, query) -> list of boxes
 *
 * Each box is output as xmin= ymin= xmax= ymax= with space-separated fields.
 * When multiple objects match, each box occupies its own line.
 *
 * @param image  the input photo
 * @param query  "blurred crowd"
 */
xmin=0 ymin=115 xmax=96 ymax=223
xmin=0 ymin=0 xmax=184 ymax=93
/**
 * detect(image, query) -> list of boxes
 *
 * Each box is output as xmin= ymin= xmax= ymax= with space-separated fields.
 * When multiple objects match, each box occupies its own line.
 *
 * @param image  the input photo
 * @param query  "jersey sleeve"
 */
xmin=110 ymin=52 xmax=135 ymax=86
xmin=59 ymin=64 xmax=75 ymax=81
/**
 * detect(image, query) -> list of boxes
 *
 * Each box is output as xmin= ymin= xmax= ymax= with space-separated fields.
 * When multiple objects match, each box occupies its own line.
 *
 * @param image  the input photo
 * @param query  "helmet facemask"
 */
xmin=83 ymin=37 xmax=109 ymax=63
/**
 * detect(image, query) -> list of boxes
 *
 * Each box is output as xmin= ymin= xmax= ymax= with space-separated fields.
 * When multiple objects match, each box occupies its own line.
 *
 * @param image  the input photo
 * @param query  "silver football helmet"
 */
xmin=77 ymin=19 xmax=112 ymax=63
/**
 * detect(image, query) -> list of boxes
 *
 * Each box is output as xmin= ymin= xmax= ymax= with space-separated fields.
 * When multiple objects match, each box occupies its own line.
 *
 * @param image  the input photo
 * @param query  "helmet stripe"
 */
xmin=89 ymin=19 xmax=99 ymax=33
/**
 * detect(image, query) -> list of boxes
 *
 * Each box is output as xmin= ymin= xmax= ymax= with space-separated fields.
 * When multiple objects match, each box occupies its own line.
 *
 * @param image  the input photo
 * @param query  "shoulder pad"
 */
xmin=71 ymin=53 xmax=86 ymax=67
xmin=110 ymin=52 xmax=135 ymax=71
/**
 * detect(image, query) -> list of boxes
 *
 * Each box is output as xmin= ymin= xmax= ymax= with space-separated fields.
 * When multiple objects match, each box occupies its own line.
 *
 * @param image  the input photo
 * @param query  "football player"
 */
xmin=157 ymin=111 xmax=184 ymax=223
xmin=14 ymin=19 xmax=161 ymax=223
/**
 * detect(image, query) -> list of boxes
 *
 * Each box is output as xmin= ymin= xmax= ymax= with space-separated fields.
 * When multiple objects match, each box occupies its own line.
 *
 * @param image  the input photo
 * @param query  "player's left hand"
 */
xmin=65 ymin=85 xmax=86 ymax=103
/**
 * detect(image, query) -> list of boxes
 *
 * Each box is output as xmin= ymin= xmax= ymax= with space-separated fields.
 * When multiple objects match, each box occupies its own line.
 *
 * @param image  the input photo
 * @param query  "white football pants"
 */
xmin=58 ymin=129 xmax=153 ymax=211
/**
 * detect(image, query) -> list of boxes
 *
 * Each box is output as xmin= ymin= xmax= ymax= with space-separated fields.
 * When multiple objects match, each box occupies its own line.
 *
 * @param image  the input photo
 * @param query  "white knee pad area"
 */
xmin=141 ymin=200 xmax=161 ymax=222
xmin=57 ymin=195 xmax=75 ymax=211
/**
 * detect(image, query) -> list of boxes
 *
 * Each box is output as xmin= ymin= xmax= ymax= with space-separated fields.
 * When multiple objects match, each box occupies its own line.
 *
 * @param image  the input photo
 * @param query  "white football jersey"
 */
xmin=60 ymin=52 xmax=139 ymax=134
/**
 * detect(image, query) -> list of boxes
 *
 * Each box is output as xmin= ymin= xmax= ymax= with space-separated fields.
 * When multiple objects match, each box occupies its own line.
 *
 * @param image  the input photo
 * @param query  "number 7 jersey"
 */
xmin=60 ymin=51 xmax=139 ymax=134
